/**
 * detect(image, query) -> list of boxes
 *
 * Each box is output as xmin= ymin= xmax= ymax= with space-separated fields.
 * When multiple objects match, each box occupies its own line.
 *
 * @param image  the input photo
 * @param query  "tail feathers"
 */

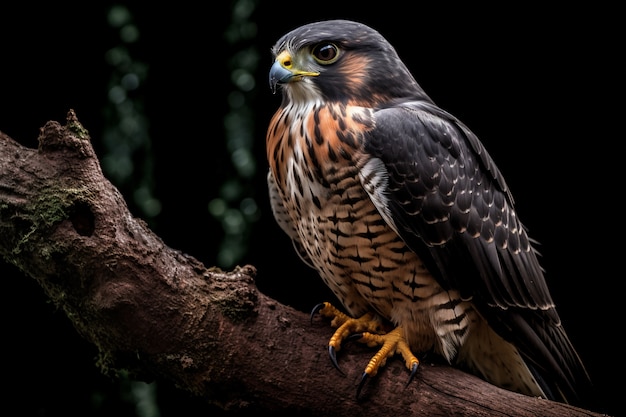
xmin=508 ymin=311 xmax=595 ymax=408
xmin=459 ymin=313 xmax=595 ymax=409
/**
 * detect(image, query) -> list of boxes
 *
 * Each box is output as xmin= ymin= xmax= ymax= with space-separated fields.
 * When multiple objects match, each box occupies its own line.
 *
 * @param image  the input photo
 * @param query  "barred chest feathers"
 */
xmin=267 ymin=101 xmax=481 ymax=363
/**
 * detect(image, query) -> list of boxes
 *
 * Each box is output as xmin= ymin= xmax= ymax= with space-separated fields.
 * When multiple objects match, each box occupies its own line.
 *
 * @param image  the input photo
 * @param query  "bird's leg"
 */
xmin=311 ymin=302 xmax=384 ymax=373
xmin=311 ymin=302 xmax=420 ymax=397
xmin=353 ymin=327 xmax=420 ymax=397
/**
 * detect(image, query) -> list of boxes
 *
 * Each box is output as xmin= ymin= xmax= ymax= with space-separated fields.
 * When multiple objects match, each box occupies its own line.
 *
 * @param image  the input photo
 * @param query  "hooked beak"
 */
xmin=269 ymin=61 xmax=295 ymax=94
xmin=269 ymin=51 xmax=320 ymax=94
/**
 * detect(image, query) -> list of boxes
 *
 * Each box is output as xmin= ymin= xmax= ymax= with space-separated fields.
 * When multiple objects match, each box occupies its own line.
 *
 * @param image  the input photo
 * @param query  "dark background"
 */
xmin=1 ymin=2 xmax=621 ymax=416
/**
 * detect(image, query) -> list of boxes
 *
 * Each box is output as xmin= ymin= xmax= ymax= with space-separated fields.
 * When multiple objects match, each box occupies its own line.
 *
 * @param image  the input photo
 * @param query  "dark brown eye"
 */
xmin=312 ymin=43 xmax=339 ymax=64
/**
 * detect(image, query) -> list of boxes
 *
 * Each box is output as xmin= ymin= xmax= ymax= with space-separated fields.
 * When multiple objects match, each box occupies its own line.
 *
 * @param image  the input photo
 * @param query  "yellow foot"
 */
xmin=311 ymin=302 xmax=420 ymax=397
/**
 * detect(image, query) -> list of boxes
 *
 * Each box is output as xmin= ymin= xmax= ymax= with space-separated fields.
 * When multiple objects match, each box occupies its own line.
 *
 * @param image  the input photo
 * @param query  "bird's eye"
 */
xmin=311 ymin=43 xmax=340 ymax=64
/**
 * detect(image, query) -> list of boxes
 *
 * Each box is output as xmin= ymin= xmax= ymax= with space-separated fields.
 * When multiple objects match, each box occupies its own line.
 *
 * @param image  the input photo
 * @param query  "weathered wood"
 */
xmin=0 ymin=111 xmax=605 ymax=416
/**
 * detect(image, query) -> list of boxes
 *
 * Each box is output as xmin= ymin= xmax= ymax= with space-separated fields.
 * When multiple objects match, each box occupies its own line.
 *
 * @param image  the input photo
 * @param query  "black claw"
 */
xmin=405 ymin=362 xmax=419 ymax=387
xmin=328 ymin=345 xmax=345 ymax=375
xmin=310 ymin=302 xmax=326 ymax=324
xmin=346 ymin=333 xmax=363 ymax=342
xmin=356 ymin=372 xmax=368 ymax=399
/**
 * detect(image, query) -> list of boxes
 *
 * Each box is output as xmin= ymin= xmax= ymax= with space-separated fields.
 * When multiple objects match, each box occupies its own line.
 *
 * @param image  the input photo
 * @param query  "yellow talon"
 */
xmin=312 ymin=301 xmax=420 ymax=387
xmin=315 ymin=302 xmax=382 ymax=349
xmin=359 ymin=327 xmax=419 ymax=377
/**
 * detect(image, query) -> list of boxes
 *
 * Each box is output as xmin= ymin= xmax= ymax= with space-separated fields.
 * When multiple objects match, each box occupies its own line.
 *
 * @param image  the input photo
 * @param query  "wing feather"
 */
xmin=361 ymin=101 xmax=551 ymax=307
xmin=359 ymin=100 xmax=591 ymax=402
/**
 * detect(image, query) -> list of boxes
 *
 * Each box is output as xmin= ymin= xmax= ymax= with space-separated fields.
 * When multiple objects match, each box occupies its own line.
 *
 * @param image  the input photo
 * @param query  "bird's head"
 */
xmin=269 ymin=20 xmax=430 ymax=106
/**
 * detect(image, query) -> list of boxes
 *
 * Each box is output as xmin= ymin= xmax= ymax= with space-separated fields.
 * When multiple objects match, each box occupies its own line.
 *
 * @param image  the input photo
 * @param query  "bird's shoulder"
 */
xmin=359 ymin=99 xmax=550 ymax=305
xmin=368 ymin=99 xmax=511 ymax=197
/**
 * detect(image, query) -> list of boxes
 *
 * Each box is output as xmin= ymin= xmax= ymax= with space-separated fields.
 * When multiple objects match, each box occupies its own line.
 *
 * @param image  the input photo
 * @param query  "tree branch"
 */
xmin=0 ymin=111 xmax=604 ymax=416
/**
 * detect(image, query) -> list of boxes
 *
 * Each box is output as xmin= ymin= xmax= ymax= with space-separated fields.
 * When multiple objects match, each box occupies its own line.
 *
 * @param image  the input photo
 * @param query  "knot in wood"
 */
xmin=209 ymin=266 xmax=258 ymax=322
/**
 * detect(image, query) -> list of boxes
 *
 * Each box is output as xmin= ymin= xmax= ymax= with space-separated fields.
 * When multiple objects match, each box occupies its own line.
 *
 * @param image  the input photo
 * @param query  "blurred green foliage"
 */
xmin=208 ymin=0 xmax=260 ymax=268
xmin=103 ymin=5 xmax=161 ymax=225
xmin=98 ymin=2 xmax=258 ymax=414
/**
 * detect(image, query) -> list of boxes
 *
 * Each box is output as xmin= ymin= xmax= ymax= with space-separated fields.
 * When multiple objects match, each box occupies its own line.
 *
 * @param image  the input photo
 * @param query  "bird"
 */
xmin=265 ymin=19 xmax=592 ymax=406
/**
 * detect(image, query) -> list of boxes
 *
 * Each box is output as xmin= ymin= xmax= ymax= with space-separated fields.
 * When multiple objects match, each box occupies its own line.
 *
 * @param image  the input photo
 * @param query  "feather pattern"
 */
xmin=266 ymin=19 xmax=592 ymax=406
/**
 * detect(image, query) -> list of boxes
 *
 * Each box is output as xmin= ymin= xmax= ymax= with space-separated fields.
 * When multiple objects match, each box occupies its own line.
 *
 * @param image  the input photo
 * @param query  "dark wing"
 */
xmin=359 ymin=100 xmax=591 ymax=404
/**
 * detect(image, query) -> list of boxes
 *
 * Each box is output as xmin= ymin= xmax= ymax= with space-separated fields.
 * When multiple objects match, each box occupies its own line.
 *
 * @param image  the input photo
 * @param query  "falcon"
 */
xmin=265 ymin=19 xmax=592 ymax=405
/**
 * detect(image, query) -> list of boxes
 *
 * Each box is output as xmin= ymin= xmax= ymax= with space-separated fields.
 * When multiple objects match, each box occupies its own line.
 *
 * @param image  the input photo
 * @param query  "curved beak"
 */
xmin=269 ymin=51 xmax=320 ymax=94
xmin=269 ymin=60 xmax=295 ymax=94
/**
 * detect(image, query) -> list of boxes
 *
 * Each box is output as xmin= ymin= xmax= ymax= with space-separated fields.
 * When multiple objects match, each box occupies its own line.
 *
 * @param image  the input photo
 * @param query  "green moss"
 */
xmin=68 ymin=119 xmax=90 ymax=140
xmin=95 ymin=349 xmax=119 ymax=377
xmin=12 ymin=185 xmax=92 ymax=257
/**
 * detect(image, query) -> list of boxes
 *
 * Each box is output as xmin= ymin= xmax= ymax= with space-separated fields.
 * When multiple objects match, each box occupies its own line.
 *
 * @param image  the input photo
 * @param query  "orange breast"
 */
xmin=266 ymin=100 xmax=477 ymax=362
xmin=266 ymin=102 xmax=374 ymax=189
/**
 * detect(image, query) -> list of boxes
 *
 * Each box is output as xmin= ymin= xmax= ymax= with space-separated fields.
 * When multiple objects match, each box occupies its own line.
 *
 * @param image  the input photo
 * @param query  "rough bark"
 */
xmin=0 ymin=111 xmax=605 ymax=416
